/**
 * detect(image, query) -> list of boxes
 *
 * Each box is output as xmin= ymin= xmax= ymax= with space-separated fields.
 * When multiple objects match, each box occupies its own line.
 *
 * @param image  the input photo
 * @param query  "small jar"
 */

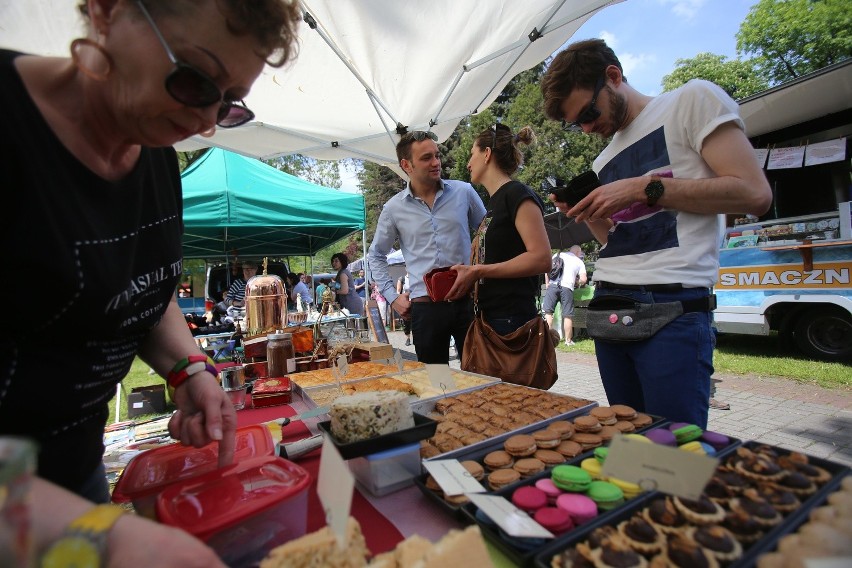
xmin=267 ymin=332 xmax=295 ymax=377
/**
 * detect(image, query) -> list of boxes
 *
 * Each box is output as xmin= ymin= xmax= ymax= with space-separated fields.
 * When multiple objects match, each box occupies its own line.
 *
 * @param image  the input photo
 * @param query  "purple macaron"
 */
xmin=700 ymin=430 xmax=731 ymax=450
xmin=645 ymin=428 xmax=677 ymax=446
xmin=668 ymin=422 xmax=691 ymax=431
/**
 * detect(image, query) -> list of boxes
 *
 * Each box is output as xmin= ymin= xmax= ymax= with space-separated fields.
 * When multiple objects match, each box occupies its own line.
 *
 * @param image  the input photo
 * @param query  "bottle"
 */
xmin=267 ymin=331 xmax=295 ymax=377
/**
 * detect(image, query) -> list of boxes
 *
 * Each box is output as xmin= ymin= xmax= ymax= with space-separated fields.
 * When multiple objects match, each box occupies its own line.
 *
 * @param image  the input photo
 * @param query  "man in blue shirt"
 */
xmin=368 ymin=131 xmax=487 ymax=363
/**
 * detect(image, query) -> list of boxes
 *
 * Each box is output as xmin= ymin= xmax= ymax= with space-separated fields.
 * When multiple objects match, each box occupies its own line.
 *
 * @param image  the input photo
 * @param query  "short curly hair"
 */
xmin=79 ymin=0 xmax=301 ymax=67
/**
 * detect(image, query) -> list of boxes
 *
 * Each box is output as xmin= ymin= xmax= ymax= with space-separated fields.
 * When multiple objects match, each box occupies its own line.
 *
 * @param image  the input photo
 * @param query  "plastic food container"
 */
xmin=111 ymin=425 xmax=275 ymax=517
xmin=156 ymin=456 xmax=310 ymax=568
xmin=348 ymin=442 xmax=421 ymax=497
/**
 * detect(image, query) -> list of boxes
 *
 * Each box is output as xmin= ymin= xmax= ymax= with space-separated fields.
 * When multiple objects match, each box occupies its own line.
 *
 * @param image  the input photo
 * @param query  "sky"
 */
xmin=339 ymin=0 xmax=760 ymax=191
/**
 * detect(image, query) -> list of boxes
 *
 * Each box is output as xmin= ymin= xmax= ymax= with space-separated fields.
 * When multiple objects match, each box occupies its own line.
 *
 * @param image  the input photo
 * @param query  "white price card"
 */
xmin=423 ymin=459 xmax=487 ymax=496
xmin=336 ymin=354 xmax=349 ymax=378
xmin=317 ymin=436 xmax=354 ymax=548
xmin=425 ymin=364 xmax=456 ymax=393
xmin=468 ymin=494 xmax=554 ymax=539
xmin=601 ymin=435 xmax=718 ymax=501
xmin=393 ymin=348 xmax=404 ymax=373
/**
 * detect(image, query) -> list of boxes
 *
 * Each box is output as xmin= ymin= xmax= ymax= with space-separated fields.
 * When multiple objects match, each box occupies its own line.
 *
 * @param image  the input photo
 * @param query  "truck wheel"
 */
xmin=793 ymin=307 xmax=852 ymax=361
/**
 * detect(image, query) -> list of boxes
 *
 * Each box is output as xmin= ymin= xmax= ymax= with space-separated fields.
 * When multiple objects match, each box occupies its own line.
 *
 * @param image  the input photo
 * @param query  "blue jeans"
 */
xmin=77 ymin=462 xmax=112 ymax=504
xmin=593 ymin=287 xmax=715 ymax=428
xmin=485 ymin=311 xmax=539 ymax=336
xmin=411 ymin=299 xmax=473 ymax=364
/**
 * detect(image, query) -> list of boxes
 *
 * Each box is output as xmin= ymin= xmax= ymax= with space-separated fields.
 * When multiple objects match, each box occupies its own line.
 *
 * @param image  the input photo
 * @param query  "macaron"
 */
xmin=623 ymin=433 xmax=652 ymax=444
xmin=679 ymin=440 xmax=707 ymax=455
xmin=645 ymin=428 xmax=677 ymax=446
xmin=556 ymin=493 xmax=598 ymax=525
xmin=594 ymin=447 xmax=609 ymax=464
xmin=483 ymin=450 xmax=514 ymax=471
xmin=488 ymin=468 xmax=521 ymax=491
xmin=598 ymin=425 xmax=620 ymax=442
xmin=460 ymin=460 xmax=485 ymax=481
xmin=573 ymin=415 xmax=603 ymax=433
xmin=586 ymin=480 xmax=625 ymax=511
xmin=672 ymin=424 xmax=704 ymax=444
xmin=546 ymin=420 xmax=575 ymax=440
xmin=610 ymin=404 xmax=637 ymax=421
xmin=668 ymin=421 xmax=691 ymax=432
xmin=700 ymin=430 xmax=731 ymax=451
xmin=534 ymin=449 xmax=566 ymax=467
xmin=555 ymin=440 xmax=583 ymax=458
xmin=631 ymin=413 xmax=654 ymax=428
xmin=614 ymin=420 xmax=636 ymax=433
xmin=699 ymin=442 xmax=717 ymax=456
xmin=497 ymin=529 xmax=547 ymax=552
xmin=511 ymin=485 xmax=549 ymax=513
xmin=580 ymin=457 xmax=603 ymax=480
xmin=551 ymin=465 xmax=592 ymax=492
xmin=571 ymin=433 xmax=604 ymax=450
xmin=535 ymin=478 xmax=563 ymax=505
xmin=533 ymin=428 xmax=562 ymax=449
xmin=608 ymin=476 xmax=643 ymax=500
xmin=590 ymin=406 xmax=617 ymax=425
xmin=533 ymin=506 xmax=574 ymax=535
xmin=504 ymin=434 xmax=537 ymax=457
xmin=513 ymin=457 xmax=546 ymax=478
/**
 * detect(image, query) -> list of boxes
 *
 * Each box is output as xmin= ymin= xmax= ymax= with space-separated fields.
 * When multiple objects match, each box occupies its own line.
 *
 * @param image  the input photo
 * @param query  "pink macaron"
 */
xmin=511 ymin=486 xmax=548 ymax=514
xmin=556 ymin=493 xmax=598 ymax=525
xmin=534 ymin=478 xmax=563 ymax=505
xmin=533 ymin=506 xmax=574 ymax=535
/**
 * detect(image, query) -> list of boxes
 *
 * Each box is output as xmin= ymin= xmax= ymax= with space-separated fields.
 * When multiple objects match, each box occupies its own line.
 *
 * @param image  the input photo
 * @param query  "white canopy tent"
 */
xmin=1 ymin=0 xmax=620 ymax=177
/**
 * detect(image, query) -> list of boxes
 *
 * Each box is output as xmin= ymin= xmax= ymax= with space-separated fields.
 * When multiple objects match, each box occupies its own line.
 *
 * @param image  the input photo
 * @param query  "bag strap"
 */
xmin=470 ymin=217 xmax=489 ymax=316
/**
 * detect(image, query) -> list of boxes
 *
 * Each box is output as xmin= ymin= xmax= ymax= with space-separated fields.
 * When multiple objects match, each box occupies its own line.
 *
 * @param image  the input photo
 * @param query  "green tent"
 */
xmin=180 ymin=149 xmax=365 ymax=259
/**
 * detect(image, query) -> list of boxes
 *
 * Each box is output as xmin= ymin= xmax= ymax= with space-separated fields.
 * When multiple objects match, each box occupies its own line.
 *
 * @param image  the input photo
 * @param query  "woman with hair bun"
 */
xmin=331 ymin=252 xmax=364 ymax=316
xmin=445 ymin=124 xmax=552 ymax=335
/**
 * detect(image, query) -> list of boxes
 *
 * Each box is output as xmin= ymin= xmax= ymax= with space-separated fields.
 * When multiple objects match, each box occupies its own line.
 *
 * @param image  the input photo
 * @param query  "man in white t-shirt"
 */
xmin=542 ymin=245 xmax=587 ymax=345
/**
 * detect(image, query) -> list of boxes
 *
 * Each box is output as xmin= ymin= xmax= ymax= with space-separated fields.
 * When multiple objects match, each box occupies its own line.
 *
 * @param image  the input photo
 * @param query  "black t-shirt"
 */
xmin=476 ymin=181 xmax=544 ymax=317
xmin=0 ymin=50 xmax=183 ymax=491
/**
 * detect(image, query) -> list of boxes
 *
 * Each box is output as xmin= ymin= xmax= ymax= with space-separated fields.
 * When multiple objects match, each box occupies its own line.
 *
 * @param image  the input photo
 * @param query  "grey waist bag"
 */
xmin=586 ymin=294 xmax=716 ymax=342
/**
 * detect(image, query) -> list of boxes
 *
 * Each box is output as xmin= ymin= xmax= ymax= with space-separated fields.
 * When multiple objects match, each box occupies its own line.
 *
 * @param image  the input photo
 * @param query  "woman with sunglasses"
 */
xmin=0 ymin=1 xmax=300 ymax=565
xmin=445 ymin=124 xmax=552 ymax=337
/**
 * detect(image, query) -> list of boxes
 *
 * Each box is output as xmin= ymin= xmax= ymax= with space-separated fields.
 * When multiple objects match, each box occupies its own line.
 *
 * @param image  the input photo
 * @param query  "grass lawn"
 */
xmin=108 ymin=358 xmax=178 ymax=424
xmin=559 ymin=332 xmax=851 ymax=390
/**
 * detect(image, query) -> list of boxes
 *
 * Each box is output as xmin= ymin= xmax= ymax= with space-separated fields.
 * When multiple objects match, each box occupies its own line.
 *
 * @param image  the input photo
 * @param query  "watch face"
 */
xmin=645 ymin=179 xmax=665 ymax=205
xmin=41 ymin=537 xmax=100 ymax=568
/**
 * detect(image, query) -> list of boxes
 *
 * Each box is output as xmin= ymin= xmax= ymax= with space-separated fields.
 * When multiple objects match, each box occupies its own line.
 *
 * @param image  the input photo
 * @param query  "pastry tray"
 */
xmin=317 ymin=413 xmax=438 ymax=460
xmin=532 ymin=441 xmax=850 ymax=568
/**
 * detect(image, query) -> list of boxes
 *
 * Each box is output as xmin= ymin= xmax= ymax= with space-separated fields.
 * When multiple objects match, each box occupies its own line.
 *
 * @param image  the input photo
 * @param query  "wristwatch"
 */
xmin=41 ymin=504 xmax=125 ymax=568
xmin=644 ymin=176 xmax=665 ymax=206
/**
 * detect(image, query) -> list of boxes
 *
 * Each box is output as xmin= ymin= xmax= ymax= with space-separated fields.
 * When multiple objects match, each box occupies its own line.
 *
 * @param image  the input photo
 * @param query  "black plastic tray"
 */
xmin=460 ymin=468 xmax=656 ymax=568
xmin=317 ymin=412 xmax=438 ymax=460
xmin=533 ymin=441 xmax=849 ymax=568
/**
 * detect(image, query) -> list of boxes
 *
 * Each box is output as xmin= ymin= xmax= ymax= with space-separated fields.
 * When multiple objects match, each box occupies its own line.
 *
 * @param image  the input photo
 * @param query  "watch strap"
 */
xmin=41 ymin=505 xmax=125 ymax=568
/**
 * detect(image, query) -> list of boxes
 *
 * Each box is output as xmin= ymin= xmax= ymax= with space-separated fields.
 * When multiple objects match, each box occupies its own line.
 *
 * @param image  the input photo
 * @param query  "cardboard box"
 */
xmin=127 ymin=384 xmax=167 ymax=418
xmin=351 ymin=341 xmax=394 ymax=362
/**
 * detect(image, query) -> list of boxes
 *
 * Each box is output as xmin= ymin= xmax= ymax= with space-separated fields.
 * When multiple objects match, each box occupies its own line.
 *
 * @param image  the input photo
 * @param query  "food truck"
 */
xmin=714 ymin=60 xmax=852 ymax=361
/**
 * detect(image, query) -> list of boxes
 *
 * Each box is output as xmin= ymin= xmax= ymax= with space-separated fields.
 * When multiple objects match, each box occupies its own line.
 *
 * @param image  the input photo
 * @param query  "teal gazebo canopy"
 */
xmin=180 ymin=149 xmax=365 ymax=259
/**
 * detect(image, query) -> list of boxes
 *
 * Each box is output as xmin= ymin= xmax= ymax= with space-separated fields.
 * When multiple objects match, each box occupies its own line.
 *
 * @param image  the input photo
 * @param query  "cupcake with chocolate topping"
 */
xmin=673 ymin=495 xmax=726 ymax=525
xmin=722 ymin=509 xmax=764 ymax=544
xmin=642 ymin=497 xmax=690 ymax=534
xmin=688 ymin=525 xmax=743 ymax=563
xmin=651 ymin=532 xmax=718 ymax=568
xmin=729 ymin=488 xmax=782 ymax=528
xmin=756 ymin=483 xmax=800 ymax=514
xmin=617 ymin=516 xmax=664 ymax=555
xmin=703 ymin=476 xmax=737 ymax=506
xmin=715 ymin=470 xmax=748 ymax=495
xmin=773 ymin=470 xmax=817 ymax=497
xmin=734 ymin=451 xmax=786 ymax=483
xmin=590 ymin=535 xmax=649 ymax=568
xmin=778 ymin=455 xmax=832 ymax=486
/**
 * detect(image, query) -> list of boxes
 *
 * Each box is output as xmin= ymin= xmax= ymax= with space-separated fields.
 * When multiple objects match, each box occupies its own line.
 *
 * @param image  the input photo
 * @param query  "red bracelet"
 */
xmin=167 ymin=355 xmax=215 ymax=390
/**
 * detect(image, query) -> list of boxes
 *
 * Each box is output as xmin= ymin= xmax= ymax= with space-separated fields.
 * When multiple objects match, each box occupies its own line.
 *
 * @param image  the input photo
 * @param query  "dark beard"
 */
xmin=608 ymin=86 xmax=630 ymax=134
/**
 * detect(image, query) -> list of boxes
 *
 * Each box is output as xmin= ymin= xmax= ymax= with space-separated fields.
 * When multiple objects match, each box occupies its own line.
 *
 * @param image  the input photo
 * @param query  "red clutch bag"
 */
xmin=423 ymin=267 xmax=458 ymax=302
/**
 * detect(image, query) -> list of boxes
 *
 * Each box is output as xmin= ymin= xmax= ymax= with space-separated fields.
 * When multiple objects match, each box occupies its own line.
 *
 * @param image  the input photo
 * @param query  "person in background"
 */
xmin=353 ymin=268 xmax=367 ymax=307
xmin=371 ymin=280 xmax=389 ymax=328
xmin=301 ymin=273 xmax=315 ymax=305
xmin=396 ymin=273 xmax=412 ymax=345
xmin=368 ymin=130 xmax=487 ymax=363
xmin=288 ymin=272 xmax=313 ymax=310
xmin=331 ymin=252 xmax=363 ymax=316
xmin=444 ymin=124 xmax=551 ymax=338
xmin=315 ymin=277 xmax=332 ymax=304
xmin=540 ymin=39 xmax=771 ymax=428
xmin=0 ymin=0 xmax=301 ymax=565
xmin=224 ymin=260 xmax=258 ymax=308
xmin=542 ymin=245 xmax=588 ymax=345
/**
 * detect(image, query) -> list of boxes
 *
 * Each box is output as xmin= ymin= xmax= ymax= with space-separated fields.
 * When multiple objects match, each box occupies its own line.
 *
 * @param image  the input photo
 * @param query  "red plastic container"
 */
xmin=111 ymin=424 xmax=276 ymax=518
xmin=156 ymin=456 xmax=310 ymax=567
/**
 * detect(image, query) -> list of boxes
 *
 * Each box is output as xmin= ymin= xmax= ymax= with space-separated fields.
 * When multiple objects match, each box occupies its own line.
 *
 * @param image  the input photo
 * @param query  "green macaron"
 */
xmin=593 ymin=446 xmax=609 ymax=464
xmin=585 ymin=480 xmax=625 ymax=511
xmin=672 ymin=424 xmax=704 ymax=444
xmin=551 ymin=465 xmax=592 ymax=492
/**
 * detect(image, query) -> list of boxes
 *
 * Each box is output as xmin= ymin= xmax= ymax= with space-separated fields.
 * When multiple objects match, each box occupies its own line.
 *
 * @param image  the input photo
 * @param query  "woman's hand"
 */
xmin=169 ymin=372 xmax=237 ymax=467
xmin=443 ymin=265 xmax=477 ymax=301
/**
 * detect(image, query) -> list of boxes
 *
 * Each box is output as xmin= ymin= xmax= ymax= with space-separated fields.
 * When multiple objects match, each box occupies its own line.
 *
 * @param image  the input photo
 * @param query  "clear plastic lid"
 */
xmin=111 ymin=424 xmax=275 ymax=503
xmin=155 ymin=456 xmax=311 ymax=540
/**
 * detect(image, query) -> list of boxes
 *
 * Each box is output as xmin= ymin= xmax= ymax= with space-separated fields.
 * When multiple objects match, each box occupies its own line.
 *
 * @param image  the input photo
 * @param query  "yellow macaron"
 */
xmin=580 ymin=457 xmax=604 ymax=479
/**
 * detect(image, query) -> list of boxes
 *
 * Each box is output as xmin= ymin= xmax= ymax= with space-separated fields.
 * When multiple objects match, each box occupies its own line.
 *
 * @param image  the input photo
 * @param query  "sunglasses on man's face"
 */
xmin=402 ymin=130 xmax=439 ymax=143
xmin=562 ymin=76 xmax=606 ymax=132
xmin=135 ymin=0 xmax=254 ymax=128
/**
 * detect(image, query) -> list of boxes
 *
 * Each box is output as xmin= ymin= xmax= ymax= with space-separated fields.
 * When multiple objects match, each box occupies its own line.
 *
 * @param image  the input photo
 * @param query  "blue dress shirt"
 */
xmin=367 ymin=180 xmax=486 ymax=305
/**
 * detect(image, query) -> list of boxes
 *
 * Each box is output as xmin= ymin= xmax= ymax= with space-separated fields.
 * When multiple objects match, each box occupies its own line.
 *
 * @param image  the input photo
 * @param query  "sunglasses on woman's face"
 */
xmin=562 ymin=76 xmax=606 ymax=132
xmin=135 ymin=0 xmax=254 ymax=128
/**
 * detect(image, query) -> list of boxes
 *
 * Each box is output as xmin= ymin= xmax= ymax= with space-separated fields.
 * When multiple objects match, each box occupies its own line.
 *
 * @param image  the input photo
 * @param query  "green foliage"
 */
xmin=176 ymin=149 xmax=208 ymax=172
xmin=661 ymin=53 xmax=769 ymax=99
xmin=736 ymin=0 xmax=852 ymax=84
xmin=358 ymin=160 xmax=404 ymax=243
xmin=265 ymin=154 xmax=342 ymax=188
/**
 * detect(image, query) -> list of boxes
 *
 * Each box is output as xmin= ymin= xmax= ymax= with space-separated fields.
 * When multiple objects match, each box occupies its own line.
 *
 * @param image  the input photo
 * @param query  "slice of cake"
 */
xmin=259 ymin=517 xmax=368 ymax=568
xmin=330 ymin=390 xmax=414 ymax=443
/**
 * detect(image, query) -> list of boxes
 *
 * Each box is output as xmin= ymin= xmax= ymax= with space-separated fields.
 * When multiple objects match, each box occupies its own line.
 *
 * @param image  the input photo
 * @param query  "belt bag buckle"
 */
xmin=586 ymin=294 xmax=684 ymax=342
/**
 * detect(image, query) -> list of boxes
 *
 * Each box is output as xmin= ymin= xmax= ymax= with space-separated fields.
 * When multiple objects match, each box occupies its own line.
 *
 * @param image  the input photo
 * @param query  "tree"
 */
xmin=358 ymin=160 xmax=403 ymax=243
xmin=661 ymin=52 xmax=768 ymax=99
xmin=265 ymin=154 xmax=342 ymax=188
xmin=177 ymin=149 xmax=208 ymax=172
xmin=737 ymin=0 xmax=852 ymax=85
